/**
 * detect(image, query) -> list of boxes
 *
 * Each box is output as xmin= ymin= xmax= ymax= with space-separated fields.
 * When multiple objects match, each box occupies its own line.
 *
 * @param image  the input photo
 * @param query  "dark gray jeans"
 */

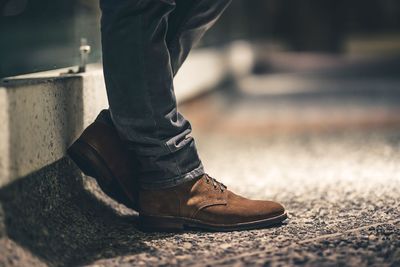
xmin=99 ymin=0 xmax=231 ymax=189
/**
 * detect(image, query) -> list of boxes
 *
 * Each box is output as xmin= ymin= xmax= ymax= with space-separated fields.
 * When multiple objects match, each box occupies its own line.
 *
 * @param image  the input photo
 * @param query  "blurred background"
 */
xmin=1 ymin=0 xmax=400 ymax=77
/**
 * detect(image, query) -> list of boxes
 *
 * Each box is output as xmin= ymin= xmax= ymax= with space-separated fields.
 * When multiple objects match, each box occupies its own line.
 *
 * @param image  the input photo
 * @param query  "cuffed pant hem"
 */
xmin=140 ymin=163 xmax=205 ymax=190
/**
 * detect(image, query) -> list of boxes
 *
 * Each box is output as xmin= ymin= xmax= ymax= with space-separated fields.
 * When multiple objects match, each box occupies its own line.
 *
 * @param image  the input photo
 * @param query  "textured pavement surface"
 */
xmin=1 ymin=58 xmax=400 ymax=266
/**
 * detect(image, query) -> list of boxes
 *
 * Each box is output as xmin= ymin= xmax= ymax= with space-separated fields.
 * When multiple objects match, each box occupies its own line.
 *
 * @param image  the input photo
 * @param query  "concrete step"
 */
xmin=0 ymin=47 xmax=236 ymax=187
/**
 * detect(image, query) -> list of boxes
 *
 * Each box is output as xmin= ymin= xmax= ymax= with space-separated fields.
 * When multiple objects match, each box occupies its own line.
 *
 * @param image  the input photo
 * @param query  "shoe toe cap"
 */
xmin=260 ymin=200 xmax=285 ymax=218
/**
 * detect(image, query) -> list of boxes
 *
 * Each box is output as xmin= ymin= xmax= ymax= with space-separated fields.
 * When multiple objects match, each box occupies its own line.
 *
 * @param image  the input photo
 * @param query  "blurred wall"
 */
xmin=1 ymin=0 xmax=400 ymax=78
xmin=0 ymin=0 xmax=101 ymax=78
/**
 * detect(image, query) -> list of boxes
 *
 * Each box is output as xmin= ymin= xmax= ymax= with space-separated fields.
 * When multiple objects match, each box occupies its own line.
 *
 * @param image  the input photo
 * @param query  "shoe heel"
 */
xmin=139 ymin=215 xmax=185 ymax=232
xmin=67 ymin=140 xmax=114 ymax=188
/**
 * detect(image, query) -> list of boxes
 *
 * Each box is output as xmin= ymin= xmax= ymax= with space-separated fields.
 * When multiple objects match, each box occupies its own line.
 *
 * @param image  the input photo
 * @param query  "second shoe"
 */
xmin=68 ymin=110 xmax=139 ymax=210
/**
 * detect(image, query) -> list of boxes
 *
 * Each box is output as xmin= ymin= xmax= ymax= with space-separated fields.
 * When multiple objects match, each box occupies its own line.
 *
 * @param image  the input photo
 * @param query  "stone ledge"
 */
xmin=0 ymin=48 xmax=230 ymax=187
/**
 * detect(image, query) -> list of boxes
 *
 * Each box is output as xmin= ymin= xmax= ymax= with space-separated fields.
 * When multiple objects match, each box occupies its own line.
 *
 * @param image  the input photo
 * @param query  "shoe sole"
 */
xmin=67 ymin=140 xmax=136 ymax=209
xmin=139 ymin=212 xmax=288 ymax=232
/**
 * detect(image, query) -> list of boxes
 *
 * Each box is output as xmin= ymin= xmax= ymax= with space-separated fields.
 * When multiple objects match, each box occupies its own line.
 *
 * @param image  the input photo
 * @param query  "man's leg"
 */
xmin=133 ymin=1 xmax=286 ymax=232
xmin=100 ymin=0 xmax=204 ymax=189
xmin=72 ymin=0 xmax=287 ymax=231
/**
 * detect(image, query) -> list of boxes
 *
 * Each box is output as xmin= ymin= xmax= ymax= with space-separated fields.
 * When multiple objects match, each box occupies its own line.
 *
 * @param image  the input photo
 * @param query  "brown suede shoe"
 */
xmin=139 ymin=174 xmax=287 ymax=232
xmin=67 ymin=111 xmax=139 ymax=210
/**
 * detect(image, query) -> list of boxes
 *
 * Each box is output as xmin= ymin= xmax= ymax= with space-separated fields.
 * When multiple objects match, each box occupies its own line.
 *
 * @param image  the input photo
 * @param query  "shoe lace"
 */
xmin=204 ymin=174 xmax=227 ymax=192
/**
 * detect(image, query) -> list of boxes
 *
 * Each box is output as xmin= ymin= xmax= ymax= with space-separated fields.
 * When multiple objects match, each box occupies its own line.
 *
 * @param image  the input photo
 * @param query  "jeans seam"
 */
xmin=140 ymin=14 xmax=158 ymax=136
xmin=142 ymin=3 xmax=184 ymax=178
xmin=164 ymin=2 xmax=184 ymax=178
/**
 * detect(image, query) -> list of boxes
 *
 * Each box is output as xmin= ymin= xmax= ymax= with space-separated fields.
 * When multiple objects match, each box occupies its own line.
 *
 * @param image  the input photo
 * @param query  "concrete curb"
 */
xmin=0 ymin=48 xmax=230 ymax=187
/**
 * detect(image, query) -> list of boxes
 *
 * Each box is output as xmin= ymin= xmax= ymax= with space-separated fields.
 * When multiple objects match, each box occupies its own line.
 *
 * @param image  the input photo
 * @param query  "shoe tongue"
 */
xmin=195 ymin=175 xmax=220 ymax=191
xmin=190 ymin=174 xmax=205 ymax=187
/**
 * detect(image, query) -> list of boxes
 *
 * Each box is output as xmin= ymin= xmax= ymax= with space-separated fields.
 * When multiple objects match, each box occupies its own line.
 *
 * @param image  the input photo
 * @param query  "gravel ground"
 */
xmin=1 ymin=129 xmax=399 ymax=267
xmin=1 ymin=70 xmax=400 ymax=266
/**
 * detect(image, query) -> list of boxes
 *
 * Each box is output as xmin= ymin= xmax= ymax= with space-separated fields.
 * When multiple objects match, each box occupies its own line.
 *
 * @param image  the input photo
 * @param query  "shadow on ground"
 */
xmin=0 ymin=158 xmax=174 ymax=267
